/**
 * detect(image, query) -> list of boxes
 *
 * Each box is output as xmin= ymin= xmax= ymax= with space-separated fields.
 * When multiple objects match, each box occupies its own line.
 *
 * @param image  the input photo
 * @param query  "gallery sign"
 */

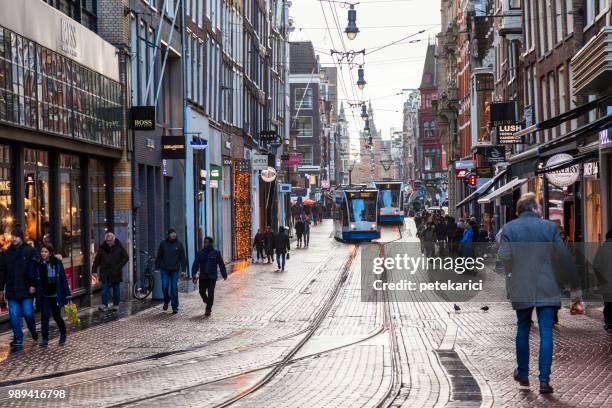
xmin=545 ymin=154 xmax=579 ymax=187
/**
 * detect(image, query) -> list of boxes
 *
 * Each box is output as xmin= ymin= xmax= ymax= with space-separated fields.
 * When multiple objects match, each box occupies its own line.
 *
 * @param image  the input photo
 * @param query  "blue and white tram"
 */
xmin=333 ymin=187 xmax=380 ymax=241
xmin=373 ymin=180 xmax=405 ymax=224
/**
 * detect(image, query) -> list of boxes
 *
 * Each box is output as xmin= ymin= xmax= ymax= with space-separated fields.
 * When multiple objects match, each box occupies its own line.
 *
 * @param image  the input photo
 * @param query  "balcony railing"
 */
xmin=571 ymin=26 xmax=612 ymax=95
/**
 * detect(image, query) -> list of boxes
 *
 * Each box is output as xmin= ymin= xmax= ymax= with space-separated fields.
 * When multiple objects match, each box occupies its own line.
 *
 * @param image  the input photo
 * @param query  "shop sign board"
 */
xmin=260 ymin=167 xmax=277 ymax=182
xmin=600 ymin=128 xmax=612 ymax=147
xmin=497 ymin=124 xmax=525 ymax=144
xmin=545 ymin=153 xmax=579 ymax=187
xmin=455 ymin=168 xmax=469 ymax=179
xmin=584 ymin=161 xmax=599 ymax=179
xmin=252 ymin=154 xmax=269 ymax=170
xmin=236 ymin=159 xmax=250 ymax=173
xmin=259 ymin=130 xmax=277 ymax=142
xmin=161 ymin=136 xmax=185 ymax=159
xmin=476 ymin=146 xmax=506 ymax=163
xmin=321 ymin=180 xmax=330 ymax=189
xmin=210 ymin=165 xmax=222 ymax=180
xmin=490 ymin=102 xmax=516 ymax=127
xmin=279 ymin=183 xmax=292 ymax=193
xmin=476 ymin=167 xmax=493 ymax=178
xmin=130 ymin=106 xmax=155 ymax=130
xmin=455 ymin=160 xmax=475 ymax=170
xmin=286 ymin=154 xmax=301 ymax=166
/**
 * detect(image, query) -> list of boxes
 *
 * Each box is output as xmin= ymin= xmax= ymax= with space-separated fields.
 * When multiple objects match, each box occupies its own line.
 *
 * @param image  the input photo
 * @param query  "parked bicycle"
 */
xmin=133 ymin=250 xmax=155 ymax=300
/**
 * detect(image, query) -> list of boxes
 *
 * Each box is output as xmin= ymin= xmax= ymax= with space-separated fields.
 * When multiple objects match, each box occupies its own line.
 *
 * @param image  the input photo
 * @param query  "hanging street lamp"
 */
xmin=360 ymin=104 xmax=368 ymax=119
xmin=357 ymin=65 xmax=366 ymax=90
xmin=345 ymin=4 xmax=359 ymax=40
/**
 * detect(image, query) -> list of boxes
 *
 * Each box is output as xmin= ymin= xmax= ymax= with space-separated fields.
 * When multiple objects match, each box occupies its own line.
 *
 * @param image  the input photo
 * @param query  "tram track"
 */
xmin=98 ymin=243 xmax=361 ymax=408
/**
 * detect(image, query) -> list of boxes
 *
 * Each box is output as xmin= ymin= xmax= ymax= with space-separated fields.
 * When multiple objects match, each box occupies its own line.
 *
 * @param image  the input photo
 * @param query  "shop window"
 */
xmin=0 ymin=144 xmax=12 ymax=251
xmin=60 ymin=154 xmax=84 ymax=291
xmin=24 ymin=149 xmax=50 ymax=248
xmin=89 ymin=158 xmax=109 ymax=288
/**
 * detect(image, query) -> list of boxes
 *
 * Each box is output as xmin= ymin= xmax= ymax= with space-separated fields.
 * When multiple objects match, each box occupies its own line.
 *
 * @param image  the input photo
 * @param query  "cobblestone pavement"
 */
xmin=0 ymin=220 xmax=610 ymax=407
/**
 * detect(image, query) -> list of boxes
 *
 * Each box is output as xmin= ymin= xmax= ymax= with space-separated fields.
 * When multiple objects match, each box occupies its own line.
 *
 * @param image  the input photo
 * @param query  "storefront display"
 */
xmin=0 ymin=144 xmax=12 ymax=251
xmin=60 ymin=154 xmax=84 ymax=292
xmin=24 ymin=148 xmax=50 ymax=248
xmin=89 ymin=158 xmax=109 ymax=288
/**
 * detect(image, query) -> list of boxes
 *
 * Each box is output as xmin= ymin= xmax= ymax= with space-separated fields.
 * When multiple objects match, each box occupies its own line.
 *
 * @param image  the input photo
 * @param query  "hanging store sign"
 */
xmin=236 ymin=159 xmax=250 ymax=173
xmin=259 ymin=130 xmax=277 ymax=143
xmin=130 ymin=106 xmax=156 ymax=131
xmin=455 ymin=160 xmax=475 ymax=170
xmin=497 ymin=124 xmax=525 ymax=144
xmin=190 ymin=138 xmax=208 ymax=150
xmin=210 ymin=165 xmax=222 ymax=180
xmin=286 ymin=154 xmax=301 ymax=166
xmin=455 ymin=169 xmax=469 ymax=179
xmin=545 ymin=153 xmax=579 ymax=187
xmin=584 ymin=161 xmax=599 ymax=179
xmin=476 ymin=146 xmax=506 ymax=163
xmin=161 ymin=136 xmax=185 ymax=159
xmin=476 ymin=167 xmax=493 ymax=178
xmin=321 ymin=180 xmax=330 ymax=189
xmin=260 ymin=167 xmax=277 ymax=182
xmin=490 ymin=102 xmax=516 ymax=127
xmin=600 ymin=128 xmax=612 ymax=147
xmin=279 ymin=183 xmax=292 ymax=193
xmin=252 ymin=154 xmax=269 ymax=170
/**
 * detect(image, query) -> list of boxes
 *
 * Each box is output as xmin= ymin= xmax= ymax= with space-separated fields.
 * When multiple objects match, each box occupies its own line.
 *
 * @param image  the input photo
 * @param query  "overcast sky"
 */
xmin=289 ymin=0 xmax=440 ymax=140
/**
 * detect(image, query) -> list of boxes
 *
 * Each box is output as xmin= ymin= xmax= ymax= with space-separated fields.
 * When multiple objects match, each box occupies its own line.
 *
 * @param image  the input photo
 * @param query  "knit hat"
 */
xmin=11 ymin=225 xmax=24 ymax=240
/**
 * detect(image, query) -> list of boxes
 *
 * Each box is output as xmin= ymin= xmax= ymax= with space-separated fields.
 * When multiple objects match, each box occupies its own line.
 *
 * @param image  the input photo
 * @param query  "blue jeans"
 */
xmin=161 ymin=269 xmax=179 ymax=311
xmin=102 ymin=282 xmax=121 ymax=306
xmin=276 ymin=253 xmax=286 ymax=270
xmin=8 ymin=298 xmax=37 ymax=343
xmin=516 ymin=306 xmax=555 ymax=383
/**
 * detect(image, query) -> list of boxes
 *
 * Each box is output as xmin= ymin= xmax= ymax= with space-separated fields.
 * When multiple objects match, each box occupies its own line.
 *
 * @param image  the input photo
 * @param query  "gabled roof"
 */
xmin=419 ymin=43 xmax=437 ymax=89
xmin=290 ymin=41 xmax=318 ymax=74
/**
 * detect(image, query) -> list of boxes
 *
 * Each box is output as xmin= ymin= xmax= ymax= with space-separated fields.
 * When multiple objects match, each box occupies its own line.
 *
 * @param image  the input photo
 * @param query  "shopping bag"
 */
xmin=65 ymin=302 xmax=81 ymax=326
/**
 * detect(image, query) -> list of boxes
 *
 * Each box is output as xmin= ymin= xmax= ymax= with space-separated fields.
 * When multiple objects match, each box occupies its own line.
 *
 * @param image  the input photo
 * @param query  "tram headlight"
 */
xmin=351 ymin=223 xmax=356 ymax=230
xmin=371 ymin=223 xmax=376 ymax=230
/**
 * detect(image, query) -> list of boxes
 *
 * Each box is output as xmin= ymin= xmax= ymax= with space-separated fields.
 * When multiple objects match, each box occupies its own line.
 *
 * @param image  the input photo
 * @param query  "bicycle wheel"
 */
xmin=133 ymin=273 xmax=154 ymax=300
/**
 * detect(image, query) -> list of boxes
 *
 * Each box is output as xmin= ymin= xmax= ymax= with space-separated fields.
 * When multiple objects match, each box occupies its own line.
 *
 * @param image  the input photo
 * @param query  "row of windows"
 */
xmin=0 ymin=27 xmax=124 ymax=148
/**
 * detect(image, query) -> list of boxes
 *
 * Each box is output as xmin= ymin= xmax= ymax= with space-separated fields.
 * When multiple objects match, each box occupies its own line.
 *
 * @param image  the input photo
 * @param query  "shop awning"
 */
xmin=513 ymin=92 xmax=612 ymax=139
xmin=455 ymin=168 xmax=509 ymax=209
xmin=477 ymin=178 xmax=527 ymax=204
xmin=536 ymin=150 xmax=600 ymax=174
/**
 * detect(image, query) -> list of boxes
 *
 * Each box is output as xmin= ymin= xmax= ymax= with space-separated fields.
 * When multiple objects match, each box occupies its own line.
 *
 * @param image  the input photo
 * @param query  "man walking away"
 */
xmin=264 ymin=226 xmax=275 ymax=264
xmin=303 ymin=216 xmax=312 ymax=248
xmin=593 ymin=228 xmax=612 ymax=335
xmin=253 ymin=229 xmax=265 ymax=262
xmin=156 ymin=229 xmax=187 ymax=314
xmin=0 ymin=226 xmax=38 ymax=350
xmin=192 ymin=237 xmax=227 ymax=317
xmin=274 ymin=227 xmax=291 ymax=271
xmin=499 ymin=193 xmax=581 ymax=394
xmin=92 ymin=232 xmax=129 ymax=312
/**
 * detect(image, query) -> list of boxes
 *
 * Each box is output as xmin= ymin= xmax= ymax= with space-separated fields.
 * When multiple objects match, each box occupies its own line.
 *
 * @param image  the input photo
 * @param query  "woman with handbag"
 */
xmin=36 ymin=243 xmax=70 ymax=347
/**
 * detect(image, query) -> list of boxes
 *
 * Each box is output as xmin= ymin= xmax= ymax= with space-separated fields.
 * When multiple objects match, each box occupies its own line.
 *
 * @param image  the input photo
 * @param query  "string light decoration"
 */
xmin=233 ymin=160 xmax=252 ymax=259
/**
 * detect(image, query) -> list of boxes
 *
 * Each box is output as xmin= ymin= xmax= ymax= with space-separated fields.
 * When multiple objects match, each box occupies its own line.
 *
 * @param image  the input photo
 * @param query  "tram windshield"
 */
xmin=380 ymin=189 xmax=401 ymax=208
xmin=348 ymin=197 xmax=377 ymax=222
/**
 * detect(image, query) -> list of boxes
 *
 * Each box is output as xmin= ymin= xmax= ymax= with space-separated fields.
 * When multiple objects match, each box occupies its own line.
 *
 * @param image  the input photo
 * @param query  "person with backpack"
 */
xmin=35 ymin=243 xmax=70 ymax=347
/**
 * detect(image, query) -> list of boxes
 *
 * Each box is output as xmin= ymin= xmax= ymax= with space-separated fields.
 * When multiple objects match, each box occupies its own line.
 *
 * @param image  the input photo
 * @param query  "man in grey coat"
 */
xmin=499 ymin=192 xmax=581 ymax=394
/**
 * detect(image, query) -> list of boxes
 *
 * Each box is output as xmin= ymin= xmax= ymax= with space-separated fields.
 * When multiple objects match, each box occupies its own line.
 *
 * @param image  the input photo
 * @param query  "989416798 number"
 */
xmin=7 ymin=389 xmax=67 ymax=399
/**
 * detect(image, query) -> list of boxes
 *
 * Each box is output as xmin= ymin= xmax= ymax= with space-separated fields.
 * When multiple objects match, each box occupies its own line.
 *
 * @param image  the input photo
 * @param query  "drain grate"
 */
xmin=435 ymin=349 xmax=482 ymax=407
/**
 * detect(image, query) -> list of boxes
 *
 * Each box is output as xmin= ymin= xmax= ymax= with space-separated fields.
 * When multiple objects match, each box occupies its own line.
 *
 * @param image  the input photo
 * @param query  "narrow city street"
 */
xmin=0 ymin=220 xmax=610 ymax=408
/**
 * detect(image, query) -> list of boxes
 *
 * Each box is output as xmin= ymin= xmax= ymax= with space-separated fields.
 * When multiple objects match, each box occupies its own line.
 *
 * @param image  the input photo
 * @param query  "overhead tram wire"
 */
xmin=318 ymin=0 xmax=362 ymax=136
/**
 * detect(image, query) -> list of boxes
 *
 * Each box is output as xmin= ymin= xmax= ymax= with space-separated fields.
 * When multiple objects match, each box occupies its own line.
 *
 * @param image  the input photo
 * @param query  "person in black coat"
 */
xmin=155 ymin=228 xmax=187 ymax=313
xmin=92 ymin=232 xmax=129 ymax=312
xmin=263 ymin=226 xmax=275 ymax=264
xmin=274 ymin=227 xmax=291 ymax=271
xmin=0 ymin=226 xmax=38 ymax=349
xmin=253 ymin=229 xmax=265 ymax=262
xmin=192 ymin=237 xmax=227 ymax=317
xmin=35 ymin=243 xmax=70 ymax=347
xmin=295 ymin=218 xmax=305 ymax=248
